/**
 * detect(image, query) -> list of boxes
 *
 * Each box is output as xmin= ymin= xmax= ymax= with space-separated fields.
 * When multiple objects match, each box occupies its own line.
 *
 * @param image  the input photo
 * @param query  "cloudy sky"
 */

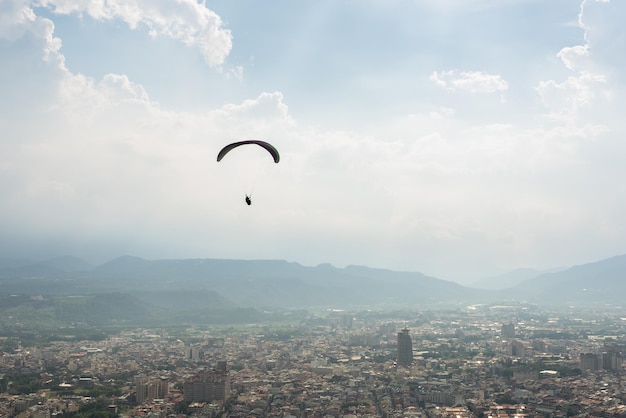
xmin=1 ymin=0 xmax=625 ymax=284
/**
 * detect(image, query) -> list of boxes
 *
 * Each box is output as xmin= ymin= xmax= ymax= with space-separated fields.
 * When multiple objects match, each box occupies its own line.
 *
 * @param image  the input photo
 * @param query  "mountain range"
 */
xmin=1 ymin=254 xmax=626 ymax=311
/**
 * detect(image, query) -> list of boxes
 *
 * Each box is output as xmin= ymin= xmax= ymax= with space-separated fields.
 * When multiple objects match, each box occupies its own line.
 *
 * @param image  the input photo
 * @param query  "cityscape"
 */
xmin=3 ymin=0 xmax=626 ymax=417
xmin=2 ymin=303 xmax=626 ymax=417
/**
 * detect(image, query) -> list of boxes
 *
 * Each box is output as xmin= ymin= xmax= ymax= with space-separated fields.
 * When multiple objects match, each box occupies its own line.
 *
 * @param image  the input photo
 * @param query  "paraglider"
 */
xmin=217 ymin=140 xmax=280 ymax=205
xmin=217 ymin=140 xmax=280 ymax=163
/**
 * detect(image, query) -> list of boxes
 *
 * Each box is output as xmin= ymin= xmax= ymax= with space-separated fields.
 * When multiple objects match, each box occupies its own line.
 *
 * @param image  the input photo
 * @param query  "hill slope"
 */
xmin=509 ymin=254 xmax=626 ymax=304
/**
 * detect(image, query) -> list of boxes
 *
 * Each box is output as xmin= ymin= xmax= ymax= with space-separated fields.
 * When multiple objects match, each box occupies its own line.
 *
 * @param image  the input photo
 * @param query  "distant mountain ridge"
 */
xmin=470 ymin=267 xmax=566 ymax=290
xmin=510 ymin=254 xmax=626 ymax=303
xmin=1 ymin=253 xmax=626 ymax=308
xmin=88 ymin=256 xmax=478 ymax=307
xmin=0 ymin=255 xmax=483 ymax=308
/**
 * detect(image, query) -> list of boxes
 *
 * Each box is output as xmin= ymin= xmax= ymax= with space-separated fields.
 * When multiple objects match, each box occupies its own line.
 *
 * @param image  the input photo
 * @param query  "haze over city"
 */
xmin=1 ymin=0 xmax=625 ymax=284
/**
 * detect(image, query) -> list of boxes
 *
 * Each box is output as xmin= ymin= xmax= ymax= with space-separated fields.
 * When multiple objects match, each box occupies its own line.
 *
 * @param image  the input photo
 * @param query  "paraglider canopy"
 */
xmin=217 ymin=140 xmax=280 ymax=163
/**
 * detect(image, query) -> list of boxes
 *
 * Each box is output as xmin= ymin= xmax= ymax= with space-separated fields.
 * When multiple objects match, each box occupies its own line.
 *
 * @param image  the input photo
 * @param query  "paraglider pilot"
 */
xmin=245 ymin=195 xmax=252 ymax=206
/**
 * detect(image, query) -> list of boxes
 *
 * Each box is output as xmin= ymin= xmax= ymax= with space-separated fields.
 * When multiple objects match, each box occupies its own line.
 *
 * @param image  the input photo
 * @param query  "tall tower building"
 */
xmin=501 ymin=322 xmax=515 ymax=338
xmin=397 ymin=328 xmax=413 ymax=367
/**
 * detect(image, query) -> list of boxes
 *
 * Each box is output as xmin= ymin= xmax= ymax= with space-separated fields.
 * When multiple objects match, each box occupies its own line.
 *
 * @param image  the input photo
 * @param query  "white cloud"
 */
xmin=0 ymin=2 xmax=283 ymax=241
xmin=537 ymin=0 xmax=621 ymax=125
xmin=430 ymin=70 xmax=509 ymax=93
xmin=219 ymin=92 xmax=293 ymax=125
xmin=537 ymin=72 xmax=608 ymax=123
xmin=36 ymin=0 xmax=232 ymax=67
xmin=557 ymin=45 xmax=589 ymax=72
xmin=0 ymin=0 xmax=63 ymax=67
xmin=0 ymin=0 xmax=35 ymax=41
xmin=1 ymin=0 xmax=626 ymax=280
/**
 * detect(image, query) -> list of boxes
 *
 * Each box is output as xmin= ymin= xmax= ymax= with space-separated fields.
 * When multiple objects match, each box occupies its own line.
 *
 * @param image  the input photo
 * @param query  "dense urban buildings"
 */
xmin=1 ymin=304 xmax=626 ymax=417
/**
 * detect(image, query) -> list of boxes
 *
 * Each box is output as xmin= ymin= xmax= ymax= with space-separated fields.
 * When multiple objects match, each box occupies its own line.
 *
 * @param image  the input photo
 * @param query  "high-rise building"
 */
xmin=580 ymin=353 xmax=602 ymax=371
xmin=501 ymin=322 xmax=515 ymax=338
xmin=185 ymin=345 xmax=200 ymax=361
xmin=135 ymin=375 xmax=168 ymax=404
xmin=184 ymin=366 xmax=231 ymax=403
xmin=397 ymin=328 xmax=413 ymax=367
xmin=580 ymin=351 xmax=622 ymax=371
xmin=507 ymin=339 xmax=527 ymax=357
xmin=603 ymin=351 xmax=622 ymax=371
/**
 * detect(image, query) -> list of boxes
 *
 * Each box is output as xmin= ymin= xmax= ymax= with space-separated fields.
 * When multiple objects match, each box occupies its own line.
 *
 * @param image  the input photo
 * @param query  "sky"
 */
xmin=1 ymin=0 xmax=625 ymax=284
